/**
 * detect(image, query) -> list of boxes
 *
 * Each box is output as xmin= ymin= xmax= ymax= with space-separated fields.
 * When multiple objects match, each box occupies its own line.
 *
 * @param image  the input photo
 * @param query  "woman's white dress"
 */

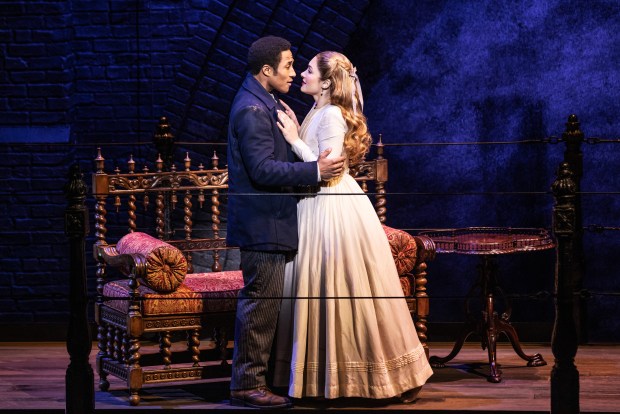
xmin=274 ymin=104 xmax=433 ymax=399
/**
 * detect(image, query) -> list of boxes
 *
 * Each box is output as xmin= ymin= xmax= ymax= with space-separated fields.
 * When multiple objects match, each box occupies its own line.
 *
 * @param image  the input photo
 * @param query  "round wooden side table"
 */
xmin=419 ymin=227 xmax=555 ymax=383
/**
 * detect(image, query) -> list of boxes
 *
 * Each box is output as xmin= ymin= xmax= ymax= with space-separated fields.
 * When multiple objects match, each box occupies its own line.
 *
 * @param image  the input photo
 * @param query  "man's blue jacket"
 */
xmin=226 ymin=74 xmax=318 ymax=251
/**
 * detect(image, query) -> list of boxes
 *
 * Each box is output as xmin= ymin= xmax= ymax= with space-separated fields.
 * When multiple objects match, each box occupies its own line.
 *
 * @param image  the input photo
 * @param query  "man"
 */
xmin=226 ymin=36 xmax=344 ymax=409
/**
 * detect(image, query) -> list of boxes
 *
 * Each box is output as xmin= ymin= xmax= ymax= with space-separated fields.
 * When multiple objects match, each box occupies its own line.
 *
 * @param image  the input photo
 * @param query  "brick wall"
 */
xmin=0 ymin=0 xmax=370 ymax=339
xmin=0 ymin=1 xmax=73 ymax=127
xmin=0 ymin=144 xmax=77 ymax=333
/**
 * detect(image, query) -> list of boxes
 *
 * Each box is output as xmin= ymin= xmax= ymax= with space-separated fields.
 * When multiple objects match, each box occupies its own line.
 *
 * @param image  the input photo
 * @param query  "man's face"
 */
xmin=266 ymin=50 xmax=296 ymax=94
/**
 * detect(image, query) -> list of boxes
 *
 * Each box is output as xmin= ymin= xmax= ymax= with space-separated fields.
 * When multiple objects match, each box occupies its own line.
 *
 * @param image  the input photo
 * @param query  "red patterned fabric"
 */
xmin=116 ymin=232 xmax=188 ymax=293
xmin=400 ymin=274 xmax=416 ymax=312
xmin=103 ymin=270 xmax=244 ymax=316
xmin=382 ymin=225 xmax=418 ymax=275
xmin=399 ymin=274 xmax=412 ymax=297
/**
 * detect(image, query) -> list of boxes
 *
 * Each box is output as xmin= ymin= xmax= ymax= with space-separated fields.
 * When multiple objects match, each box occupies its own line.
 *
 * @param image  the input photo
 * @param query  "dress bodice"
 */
xmin=292 ymin=104 xmax=346 ymax=162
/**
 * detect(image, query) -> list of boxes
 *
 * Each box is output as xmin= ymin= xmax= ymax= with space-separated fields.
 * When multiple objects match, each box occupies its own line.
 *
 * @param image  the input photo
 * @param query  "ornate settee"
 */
xmin=91 ymin=130 xmax=435 ymax=405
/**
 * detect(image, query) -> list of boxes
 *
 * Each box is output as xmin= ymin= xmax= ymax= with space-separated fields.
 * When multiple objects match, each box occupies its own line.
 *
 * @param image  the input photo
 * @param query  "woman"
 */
xmin=273 ymin=51 xmax=433 ymax=402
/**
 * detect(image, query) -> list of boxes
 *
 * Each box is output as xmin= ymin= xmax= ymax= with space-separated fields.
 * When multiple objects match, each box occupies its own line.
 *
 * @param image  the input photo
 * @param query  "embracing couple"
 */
xmin=226 ymin=36 xmax=432 ymax=409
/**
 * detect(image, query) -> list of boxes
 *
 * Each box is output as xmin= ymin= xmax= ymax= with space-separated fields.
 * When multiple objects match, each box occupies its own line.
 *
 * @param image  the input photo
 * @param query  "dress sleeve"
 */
xmin=316 ymin=106 xmax=346 ymax=159
xmin=290 ymin=139 xmax=318 ymax=162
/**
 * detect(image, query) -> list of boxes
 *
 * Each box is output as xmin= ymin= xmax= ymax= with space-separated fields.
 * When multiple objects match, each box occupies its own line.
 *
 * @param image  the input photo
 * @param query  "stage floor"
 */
xmin=0 ymin=341 xmax=618 ymax=413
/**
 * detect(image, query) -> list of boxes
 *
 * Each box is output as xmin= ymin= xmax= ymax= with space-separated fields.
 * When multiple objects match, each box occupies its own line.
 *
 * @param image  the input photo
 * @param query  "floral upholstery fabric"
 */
xmin=103 ymin=270 xmax=244 ymax=316
xmin=399 ymin=273 xmax=412 ymax=297
xmin=382 ymin=225 xmax=418 ymax=275
xmin=116 ymin=232 xmax=188 ymax=293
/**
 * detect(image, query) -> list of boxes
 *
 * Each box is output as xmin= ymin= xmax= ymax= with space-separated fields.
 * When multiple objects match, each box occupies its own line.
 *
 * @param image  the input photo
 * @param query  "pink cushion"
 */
xmin=103 ymin=270 xmax=244 ymax=316
xmin=116 ymin=232 xmax=188 ymax=293
xmin=382 ymin=225 xmax=417 ymax=275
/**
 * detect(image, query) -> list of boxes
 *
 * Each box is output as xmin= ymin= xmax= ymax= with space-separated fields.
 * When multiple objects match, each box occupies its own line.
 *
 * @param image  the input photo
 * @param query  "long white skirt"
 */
xmin=274 ymin=173 xmax=433 ymax=399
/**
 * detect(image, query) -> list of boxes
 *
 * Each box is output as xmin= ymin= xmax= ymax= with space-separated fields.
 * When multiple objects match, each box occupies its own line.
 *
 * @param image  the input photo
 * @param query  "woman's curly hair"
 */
xmin=316 ymin=51 xmax=371 ymax=165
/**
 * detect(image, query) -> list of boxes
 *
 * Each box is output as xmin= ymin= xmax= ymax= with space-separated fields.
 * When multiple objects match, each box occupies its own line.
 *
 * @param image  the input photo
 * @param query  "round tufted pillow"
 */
xmin=116 ymin=232 xmax=188 ymax=293
xmin=382 ymin=225 xmax=417 ymax=275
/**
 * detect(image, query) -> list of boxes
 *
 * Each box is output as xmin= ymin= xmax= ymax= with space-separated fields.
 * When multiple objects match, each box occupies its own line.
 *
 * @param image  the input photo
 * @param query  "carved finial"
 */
xmin=153 ymin=116 xmax=174 ymax=171
xmin=561 ymin=114 xmax=584 ymax=180
xmin=128 ymin=154 xmax=135 ymax=173
xmin=376 ymin=133 xmax=384 ymax=160
xmin=563 ymin=114 xmax=583 ymax=142
xmin=566 ymin=114 xmax=580 ymax=132
xmin=198 ymin=190 xmax=205 ymax=208
xmin=95 ymin=147 xmax=105 ymax=173
xmin=63 ymin=164 xmax=89 ymax=238
xmin=212 ymin=151 xmax=219 ymax=169
xmin=185 ymin=152 xmax=191 ymax=171
xmin=64 ymin=164 xmax=88 ymax=201
xmin=156 ymin=154 xmax=163 ymax=172
xmin=551 ymin=162 xmax=577 ymax=200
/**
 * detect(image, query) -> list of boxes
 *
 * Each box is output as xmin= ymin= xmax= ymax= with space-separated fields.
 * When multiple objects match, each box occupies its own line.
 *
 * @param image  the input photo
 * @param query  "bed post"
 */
xmin=64 ymin=164 xmax=95 ymax=414
xmin=550 ymin=162 xmax=580 ymax=414
xmin=561 ymin=114 xmax=587 ymax=343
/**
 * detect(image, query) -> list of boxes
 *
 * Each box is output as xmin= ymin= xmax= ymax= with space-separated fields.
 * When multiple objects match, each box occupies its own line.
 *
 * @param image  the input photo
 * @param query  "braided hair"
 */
xmin=316 ymin=51 xmax=371 ymax=165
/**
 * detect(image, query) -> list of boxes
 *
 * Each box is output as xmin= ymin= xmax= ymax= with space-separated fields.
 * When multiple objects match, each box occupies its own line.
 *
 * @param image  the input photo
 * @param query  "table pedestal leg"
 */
xmin=428 ymin=321 xmax=476 ymax=368
xmin=495 ymin=316 xmax=546 ymax=367
xmin=482 ymin=292 xmax=501 ymax=382
xmin=430 ymin=255 xmax=546 ymax=382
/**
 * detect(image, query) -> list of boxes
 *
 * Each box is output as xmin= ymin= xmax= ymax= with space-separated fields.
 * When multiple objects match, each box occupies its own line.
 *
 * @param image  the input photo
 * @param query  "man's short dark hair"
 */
xmin=247 ymin=36 xmax=291 ymax=75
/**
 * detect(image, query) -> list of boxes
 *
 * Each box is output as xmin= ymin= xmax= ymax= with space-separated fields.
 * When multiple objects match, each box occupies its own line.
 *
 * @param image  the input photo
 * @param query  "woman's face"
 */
xmin=300 ymin=56 xmax=322 ymax=97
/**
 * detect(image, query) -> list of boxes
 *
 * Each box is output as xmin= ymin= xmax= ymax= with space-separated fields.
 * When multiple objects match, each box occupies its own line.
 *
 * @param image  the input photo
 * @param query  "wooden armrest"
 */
xmin=413 ymin=235 xmax=436 ymax=263
xmin=95 ymin=244 xmax=148 ymax=279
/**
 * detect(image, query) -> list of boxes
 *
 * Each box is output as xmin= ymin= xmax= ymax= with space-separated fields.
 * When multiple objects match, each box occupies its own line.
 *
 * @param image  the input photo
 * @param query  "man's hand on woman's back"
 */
xmin=318 ymin=148 xmax=345 ymax=180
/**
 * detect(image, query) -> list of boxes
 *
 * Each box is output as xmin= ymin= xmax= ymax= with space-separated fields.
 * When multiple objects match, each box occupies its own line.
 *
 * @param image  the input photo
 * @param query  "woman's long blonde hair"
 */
xmin=316 ymin=51 xmax=371 ymax=165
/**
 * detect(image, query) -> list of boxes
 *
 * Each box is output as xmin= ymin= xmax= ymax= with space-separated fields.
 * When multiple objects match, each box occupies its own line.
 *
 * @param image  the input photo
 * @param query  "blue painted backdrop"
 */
xmin=345 ymin=0 xmax=620 ymax=341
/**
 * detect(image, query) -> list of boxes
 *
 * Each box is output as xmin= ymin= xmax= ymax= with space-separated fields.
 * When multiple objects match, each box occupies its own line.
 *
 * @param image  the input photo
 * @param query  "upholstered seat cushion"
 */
xmin=116 ymin=232 xmax=188 ymax=293
xmin=103 ymin=270 xmax=243 ymax=316
xmin=382 ymin=225 xmax=417 ymax=275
